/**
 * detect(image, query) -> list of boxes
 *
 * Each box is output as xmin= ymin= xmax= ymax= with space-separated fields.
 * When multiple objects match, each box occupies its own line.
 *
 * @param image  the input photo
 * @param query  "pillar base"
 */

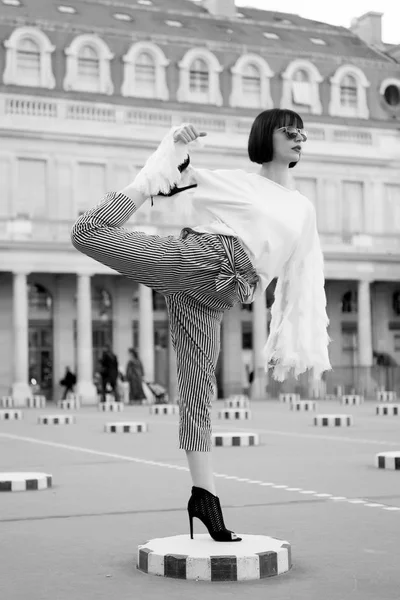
xmin=76 ymin=381 xmax=98 ymax=406
xmin=11 ymin=382 xmax=32 ymax=407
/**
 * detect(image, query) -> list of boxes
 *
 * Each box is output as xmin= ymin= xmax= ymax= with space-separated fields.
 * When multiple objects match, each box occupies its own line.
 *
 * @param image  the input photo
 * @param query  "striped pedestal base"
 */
xmin=105 ymin=422 xmax=148 ymax=433
xmin=1 ymin=396 xmax=14 ymax=408
xmin=0 ymin=472 xmax=52 ymax=492
xmin=341 ymin=395 xmax=364 ymax=406
xmin=377 ymin=391 xmax=396 ymax=403
xmin=150 ymin=405 xmax=179 ymax=416
xmin=58 ymin=399 xmax=80 ymax=410
xmin=137 ymin=534 xmax=291 ymax=581
xmin=38 ymin=415 xmax=75 ymax=425
xmin=98 ymin=402 xmax=124 ymax=412
xmin=212 ymin=432 xmax=259 ymax=447
xmin=314 ymin=415 xmax=354 ymax=427
xmin=279 ymin=393 xmax=300 ymax=404
xmin=0 ymin=409 xmax=22 ymax=420
xmin=376 ymin=404 xmax=399 ymax=416
xmin=376 ymin=452 xmax=400 ymax=470
xmin=290 ymin=401 xmax=317 ymax=412
xmin=224 ymin=397 xmax=250 ymax=409
xmin=28 ymin=395 xmax=47 ymax=408
xmin=218 ymin=408 xmax=251 ymax=420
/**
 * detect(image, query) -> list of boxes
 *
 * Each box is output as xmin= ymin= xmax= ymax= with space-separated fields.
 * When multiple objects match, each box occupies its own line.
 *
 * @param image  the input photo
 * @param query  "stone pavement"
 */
xmin=0 ymin=400 xmax=399 ymax=600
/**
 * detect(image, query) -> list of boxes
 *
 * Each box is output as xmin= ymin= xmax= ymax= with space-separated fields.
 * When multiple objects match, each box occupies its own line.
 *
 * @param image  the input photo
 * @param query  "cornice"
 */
xmin=0 ymin=15 xmax=395 ymax=68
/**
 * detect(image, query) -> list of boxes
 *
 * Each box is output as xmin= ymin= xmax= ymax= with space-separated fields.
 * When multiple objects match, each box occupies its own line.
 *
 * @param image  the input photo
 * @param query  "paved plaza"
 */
xmin=1 ymin=400 xmax=399 ymax=600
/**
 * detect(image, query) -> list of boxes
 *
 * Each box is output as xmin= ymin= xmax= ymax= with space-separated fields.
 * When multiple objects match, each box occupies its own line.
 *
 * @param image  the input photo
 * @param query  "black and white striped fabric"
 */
xmin=137 ymin=534 xmax=291 ymax=581
xmin=341 ymin=395 xmax=364 ymax=406
xmin=314 ymin=415 xmax=354 ymax=427
xmin=0 ymin=472 xmax=52 ymax=492
xmin=28 ymin=395 xmax=47 ymax=408
xmin=376 ymin=404 xmax=399 ymax=416
xmin=104 ymin=422 xmax=148 ymax=433
xmin=279 ymin=393 xmax=300 ymax=403
xmin=38 ymin=415 xmax=75 ymax=425
xmin=71 ymin=191 xmax=258 ymax=452
xmin=212 ymin=432 xmax=259 ymax=446
xmin=375 ymin=452 xmax=400 ymax=470
xmin=1 ymin=396 xmax=14 ymax=408
xmin=377 ymin=391 xmax=397 ymax=403
xmin=290 ymin=400 xmax=317 ymax=411
xmin=150 ymin=405 xmax=179 ymax=416
xmin=0 ymin=409 xmax=22 ymax=420
xmin=218 ymin=408 xmax=251 ymax=420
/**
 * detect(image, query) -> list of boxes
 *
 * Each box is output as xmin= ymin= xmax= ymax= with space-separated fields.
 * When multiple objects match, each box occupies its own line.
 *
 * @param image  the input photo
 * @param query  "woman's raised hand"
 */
xmin=173 ymin=124 xmax=207 ymax=144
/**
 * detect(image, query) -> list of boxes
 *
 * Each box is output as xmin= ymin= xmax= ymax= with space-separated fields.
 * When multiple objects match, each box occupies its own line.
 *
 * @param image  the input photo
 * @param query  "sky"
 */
xmin=235 ymin=0 xmax=400 ymax=45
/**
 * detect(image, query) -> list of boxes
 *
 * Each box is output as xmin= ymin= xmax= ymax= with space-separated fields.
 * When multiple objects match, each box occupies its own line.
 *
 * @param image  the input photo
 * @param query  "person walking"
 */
xmin=99 ymin=345 xmax=120 ymax=402
xmin=71 ymin=108 xmax=331 ymax=542
xmin=126 ymin=348 xmax=146 ymax=404
xmin=60 ymin=366 xmax=76 ymax=400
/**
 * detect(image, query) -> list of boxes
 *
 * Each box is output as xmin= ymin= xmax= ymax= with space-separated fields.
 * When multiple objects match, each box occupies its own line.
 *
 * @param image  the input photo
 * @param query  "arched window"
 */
xmin=63 ymin=35 xmax=114 ymax=94
xmin=340 ymin=74 xmax=358 ymax=107
xmin=136 ymin=52 xmax=156 ymax=93
xmin=177 ymin=48 xmax=223 ymax=106
xmin=341 ymin=291 xmax=358 ymax=314
xmin=280 ymin=60 xmax=322 ymax=114
xmin=3 ymin=27 xmax=55 ymax=88
xmin=230 ymin=54 xmax=274 ymax=109
xmin=16 ymin=38 xmax=41 ymax=85
xmin=329 ymin=65 xmax=370 ymax=119
xmin=77 ymin=45 xmax=100 ymax=91
xmin=121 ymin=42 xmax=169 ymax=99
xmin=190 ymin=58 xmax=209 ymax=94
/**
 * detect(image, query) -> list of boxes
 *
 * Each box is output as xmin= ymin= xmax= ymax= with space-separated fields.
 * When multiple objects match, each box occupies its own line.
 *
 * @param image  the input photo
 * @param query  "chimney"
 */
xmin=204 ymin=0 xmax=236 ymax=18
xmin=350 ymin=11 xmax=383 ymax=47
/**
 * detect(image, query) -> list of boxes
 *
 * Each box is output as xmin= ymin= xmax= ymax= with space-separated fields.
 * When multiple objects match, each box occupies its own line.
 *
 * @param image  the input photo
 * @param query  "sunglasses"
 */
xmin=276 ymin=126 xmax=308 ymax=142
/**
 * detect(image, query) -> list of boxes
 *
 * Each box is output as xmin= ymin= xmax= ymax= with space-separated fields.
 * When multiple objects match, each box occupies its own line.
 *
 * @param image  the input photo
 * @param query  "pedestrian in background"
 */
xmin=126 ymin=347 xmax=146 ymax=404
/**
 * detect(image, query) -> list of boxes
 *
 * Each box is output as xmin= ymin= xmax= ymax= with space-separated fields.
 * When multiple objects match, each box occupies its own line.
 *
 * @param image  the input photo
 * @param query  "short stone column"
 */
xmin=139 ymin=284 xmax=154 ymax=382
xmin=76 ymin=273 xmax=97 ymax=405
xmin=11 ymin=270 xmax=33 ymax=406
xmin=251 ymin=291 xmax=268 ymax=401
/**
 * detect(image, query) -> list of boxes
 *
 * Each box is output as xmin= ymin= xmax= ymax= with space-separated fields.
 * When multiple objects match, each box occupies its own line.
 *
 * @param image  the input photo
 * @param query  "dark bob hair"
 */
xmin=248 ymin=108 xmax=304 ymax=169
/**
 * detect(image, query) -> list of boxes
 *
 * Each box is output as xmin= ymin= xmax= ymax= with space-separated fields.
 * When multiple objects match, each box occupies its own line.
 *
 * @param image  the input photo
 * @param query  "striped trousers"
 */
xmin=71 ymin=192 xmax=259 ymax=451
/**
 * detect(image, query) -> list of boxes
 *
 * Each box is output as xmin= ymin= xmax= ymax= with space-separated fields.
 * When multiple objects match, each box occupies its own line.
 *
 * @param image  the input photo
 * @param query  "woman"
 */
xmin=71 ymin=108 xmax=330 ymax=543
xmin=126 ymin=348 xmax=146 ymax=404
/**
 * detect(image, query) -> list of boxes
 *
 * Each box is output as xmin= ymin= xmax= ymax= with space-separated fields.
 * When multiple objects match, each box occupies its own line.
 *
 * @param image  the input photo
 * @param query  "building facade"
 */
xmin=0 ymin=0 xmax=400 ymax=403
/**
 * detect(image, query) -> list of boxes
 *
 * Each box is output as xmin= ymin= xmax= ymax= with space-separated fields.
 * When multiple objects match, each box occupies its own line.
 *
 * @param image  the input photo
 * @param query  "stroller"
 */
xmin=143 ymin=381 xmax=169 ymax=404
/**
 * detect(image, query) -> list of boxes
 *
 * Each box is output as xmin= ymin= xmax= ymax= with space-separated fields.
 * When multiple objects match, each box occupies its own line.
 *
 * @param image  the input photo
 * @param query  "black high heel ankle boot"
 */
xmin=187 ymin=486 xmax=242 ymax=542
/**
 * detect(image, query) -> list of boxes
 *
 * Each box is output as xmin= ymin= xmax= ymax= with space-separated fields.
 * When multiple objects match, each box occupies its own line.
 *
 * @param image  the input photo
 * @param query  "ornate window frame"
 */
xmin=329 ymin=64 xmax=370 ymax=119
xmin=229 ymin=54 xmax=274 ymax=109
xmin=63 ymin=34 xmax=114 ymax=94
xmin=121 ymin=42 xmax=169 ymax=100
xmin=280 ymin=59 xmax=322 ymax=115
xmin=177 ymin=48 xmax=223 ymax=106
xmin=3 ymin=27 xmax=55 ymax=88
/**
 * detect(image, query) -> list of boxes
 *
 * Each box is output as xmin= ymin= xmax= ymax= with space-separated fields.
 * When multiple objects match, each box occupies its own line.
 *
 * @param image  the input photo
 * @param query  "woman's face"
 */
xmin=272 ymin=126 xmax=304 ymax=165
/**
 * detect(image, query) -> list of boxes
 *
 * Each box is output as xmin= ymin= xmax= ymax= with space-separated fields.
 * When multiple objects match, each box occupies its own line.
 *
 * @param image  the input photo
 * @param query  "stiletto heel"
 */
xmin=187 ymin=486 xmax=242 ymax=542
xmin=189 ymin=514 xmax=194 ymax=539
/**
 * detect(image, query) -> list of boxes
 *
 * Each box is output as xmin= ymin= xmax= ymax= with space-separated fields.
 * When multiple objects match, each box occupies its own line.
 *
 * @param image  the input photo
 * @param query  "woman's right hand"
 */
xmin=173 ymin=123 xmax=207 ymax=144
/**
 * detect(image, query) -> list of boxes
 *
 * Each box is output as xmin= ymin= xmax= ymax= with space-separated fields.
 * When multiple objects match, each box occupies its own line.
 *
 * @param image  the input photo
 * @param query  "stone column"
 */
xmin=53 ymin=275 xmax=75 ymax=401
xmin=139 ymin=284 xmax=154 ymax=382
xmin=222 ymin=303 xmax=243 ymax=397
xmin=251 ymin=291 xmax=268 ymax=401
xmin=357 ymin=278 xmax=374 ymax=396
xmin=358 ymin=279 xmax=373 ymax=366
xmin=112 ymin=277 xmax=132 ymax=374
xmin=76 ymin=273 xmax=97 ymax=405
xmin=11 ymin=270 xmax=33 ymax=406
